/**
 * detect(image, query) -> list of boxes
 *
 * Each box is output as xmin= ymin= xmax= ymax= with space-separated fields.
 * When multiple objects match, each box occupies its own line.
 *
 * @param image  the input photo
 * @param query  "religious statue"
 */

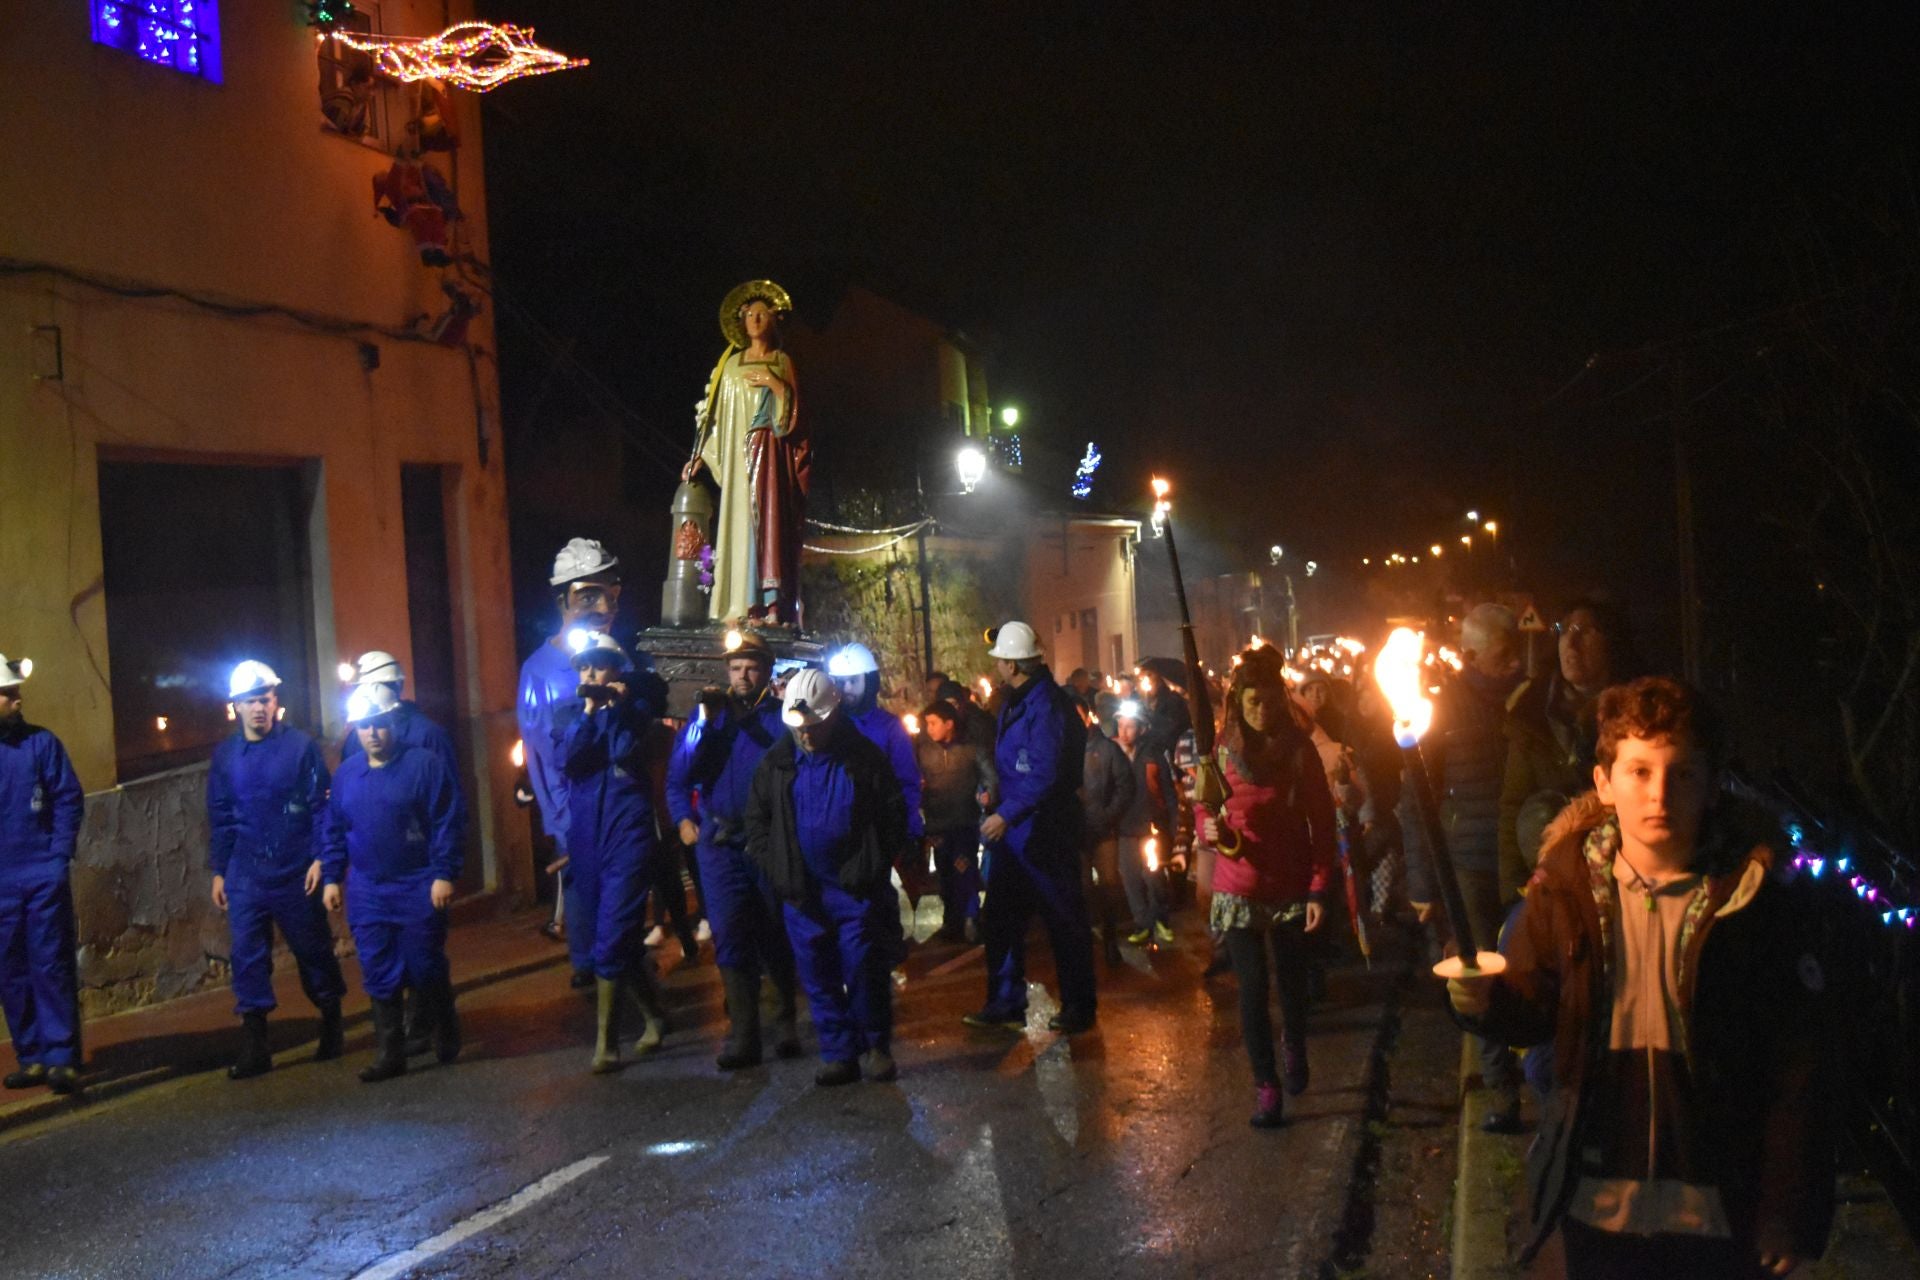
xmin=682 ymin=280 xmax=811 ymax=626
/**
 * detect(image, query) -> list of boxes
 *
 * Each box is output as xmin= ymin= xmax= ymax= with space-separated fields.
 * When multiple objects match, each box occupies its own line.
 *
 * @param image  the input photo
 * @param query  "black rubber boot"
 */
xmin=4 ymin=1064 xmax=48 ymax=1089
xmin=591 ymin=977 xmax=624 ymax=1074
xmin=814 ymin=1058 xmax=860 ymax=1087
xmin=431 ymin=977 xmax=461 ymax=1065
xmin=359 ymin=997 xmax=408 ymax=1083
xmin=402 ymin=987 xmax=432 ymax=1057
xmin=45 ymin=1066 xmax=80 ymax=1096
xmin=768 ymin=964 xmax=803 ymax=1060
xmin=228 ymin=1012 xmax=273 ymax=1081
xmin=715 ymin=967 xmax=762 ymax=1070
xmin=313 ymin=1001 xmax=344 ymax=1062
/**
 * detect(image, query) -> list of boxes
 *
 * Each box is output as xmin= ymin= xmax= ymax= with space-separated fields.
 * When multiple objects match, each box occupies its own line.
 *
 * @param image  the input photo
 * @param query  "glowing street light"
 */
xmin=1483 ymin=520 xmax=1498 ymax=535
xmin=956 ymin=445 xmax=988 ymax=494
xmin=999 ymin=405 xmax=1021 ymax=429
xmin=1269 ymin=544 xmax=1284 ymax=564
xmin=1460 ymin=534 xmax=1472 ymax=547
xmin=1466 ymin=509 xmax=1480 ymax=523
xmin=1429 ymin=544 xmax=1443 ymax=558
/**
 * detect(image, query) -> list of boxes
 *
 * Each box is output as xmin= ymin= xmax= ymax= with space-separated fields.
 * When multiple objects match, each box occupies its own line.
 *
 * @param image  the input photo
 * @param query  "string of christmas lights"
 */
xmin=321 ymin=21 xmax=587 ymax=92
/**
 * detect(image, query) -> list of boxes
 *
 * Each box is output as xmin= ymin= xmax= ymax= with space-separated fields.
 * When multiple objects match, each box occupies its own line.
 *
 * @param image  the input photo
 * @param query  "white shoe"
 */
xmin=695 ymin=920 xmax=712 ymax=943
xmin=643 ymin=925 xmax=667 ymax=948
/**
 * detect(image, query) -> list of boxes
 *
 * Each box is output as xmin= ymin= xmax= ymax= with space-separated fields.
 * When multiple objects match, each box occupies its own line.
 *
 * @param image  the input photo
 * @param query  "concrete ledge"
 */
xmin=1452 ymin=1035 xmax=1524 ymax=1279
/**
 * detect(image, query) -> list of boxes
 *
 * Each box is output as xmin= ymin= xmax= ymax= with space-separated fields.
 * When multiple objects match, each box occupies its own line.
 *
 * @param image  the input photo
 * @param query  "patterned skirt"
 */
xmin=1209 ymin=892 xmax=1308 ymax=934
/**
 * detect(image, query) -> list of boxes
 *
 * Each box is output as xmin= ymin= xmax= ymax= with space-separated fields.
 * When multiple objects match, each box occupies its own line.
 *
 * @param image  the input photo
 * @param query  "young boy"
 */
xmin=323 ymin=684 xmax=464 ymax=1083
xmin=1448 ymin=677 xmax=1832 ymax=1277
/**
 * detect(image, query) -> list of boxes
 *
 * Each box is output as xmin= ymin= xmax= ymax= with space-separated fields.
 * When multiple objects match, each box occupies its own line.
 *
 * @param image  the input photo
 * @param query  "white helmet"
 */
xmin=826 ymin=642 xmax=879 ymax=678
xmin=0 ymin=654 xmax=31 ymax=689
xmin=569 ymin=631 xmax=632 ymax=671
xmin=550 ymin=537 xmax=620 ymax=586
xmin=350 ymin=650 xmax=405 ymax=688
xmin=986 ymin=620 xmax=1042 ymax=661
xmin=346 ymin=682 xmax=399 ymax=725
xmin=781 ymin=668 xmax=842 ymax=727
xmin=228 ymin=660 xmax=282 ymax=701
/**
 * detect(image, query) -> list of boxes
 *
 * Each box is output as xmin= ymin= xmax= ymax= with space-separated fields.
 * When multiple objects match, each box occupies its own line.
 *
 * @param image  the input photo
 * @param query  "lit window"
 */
xmin=93 ymin=1 xmax=222 ymax=82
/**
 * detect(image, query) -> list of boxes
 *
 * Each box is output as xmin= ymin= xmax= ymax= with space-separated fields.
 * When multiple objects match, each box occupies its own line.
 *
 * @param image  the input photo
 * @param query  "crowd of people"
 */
xmin=0 ymin=535 xmax=1836 ymax=1276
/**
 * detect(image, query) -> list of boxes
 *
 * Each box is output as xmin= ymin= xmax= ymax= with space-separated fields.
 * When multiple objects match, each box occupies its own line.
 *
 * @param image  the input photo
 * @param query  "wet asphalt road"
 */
xmin=0 ymin=909 xmax=1412 ymax=1280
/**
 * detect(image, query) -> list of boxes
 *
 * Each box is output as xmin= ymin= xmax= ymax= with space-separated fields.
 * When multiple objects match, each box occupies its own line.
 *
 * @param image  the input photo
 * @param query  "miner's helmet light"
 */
xmin=827 ymin=643 xmax=879 ymax=678
xmin=724 ymin=630 xmax=777 ymax=666
xmin=228 ymin=660 xmax=282 ymax=701
xmin=570 ymin=631 xmax=633 ymax=672
xmin=350 ymin=650 xmax=405 ymax=689
xmin=781 ymin=668 xmax=842 ymax=728
xmin=985 ymin=620 xmax=1042 ymax=661
xmin=345 ymin=682 xmax=400 ymax=725
xmin=549 ymin=537 xmax=620 ymax=587
xmin=0 ymin=654 xmax=31 ymax=689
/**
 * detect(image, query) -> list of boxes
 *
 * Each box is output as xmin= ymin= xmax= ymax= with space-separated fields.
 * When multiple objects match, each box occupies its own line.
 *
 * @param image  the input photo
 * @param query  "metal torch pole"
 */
xmin=1399 ymin=737 xmax=1492 ymax=971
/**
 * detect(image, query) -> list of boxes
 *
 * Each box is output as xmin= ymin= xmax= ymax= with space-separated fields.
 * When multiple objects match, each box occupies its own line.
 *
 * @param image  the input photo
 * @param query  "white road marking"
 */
xmin=347 ymin=1155 xmax=610 ymax=1280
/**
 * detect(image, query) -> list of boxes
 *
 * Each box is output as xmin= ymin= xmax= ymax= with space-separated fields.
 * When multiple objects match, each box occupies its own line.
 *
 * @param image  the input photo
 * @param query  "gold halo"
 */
xmin=719 ymin=279 xmax=793 ymax=347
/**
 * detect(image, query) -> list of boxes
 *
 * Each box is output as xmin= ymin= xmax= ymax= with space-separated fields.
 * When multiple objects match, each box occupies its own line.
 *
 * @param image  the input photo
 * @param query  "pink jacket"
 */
xmin=1211 ymin=729 xmax=1339 ymax=904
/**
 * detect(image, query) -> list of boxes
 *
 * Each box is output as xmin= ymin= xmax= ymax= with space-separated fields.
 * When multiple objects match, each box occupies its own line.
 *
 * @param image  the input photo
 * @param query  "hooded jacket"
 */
xmin=1212 ymin=722 xmax=1338 ymax=905
xmin=1459 ymin=792 xmax=1834 ymax=1263
xmin=746 ymin=716 xmax=910 ymax=900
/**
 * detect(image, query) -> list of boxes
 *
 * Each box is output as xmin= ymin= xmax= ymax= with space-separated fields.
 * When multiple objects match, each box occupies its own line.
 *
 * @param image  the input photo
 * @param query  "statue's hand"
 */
xmin=681 ymin=458 xmax=703 ymax=482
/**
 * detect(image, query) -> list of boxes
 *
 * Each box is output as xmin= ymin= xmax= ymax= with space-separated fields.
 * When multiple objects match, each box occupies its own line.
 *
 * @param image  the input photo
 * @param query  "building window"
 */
xmin=98 ymin=458 xmax=317 ymax=781
xmin=317 ymin=7 xmax=396 ymax=146
xmin=92 ymin=1 xmax=222 ymax=82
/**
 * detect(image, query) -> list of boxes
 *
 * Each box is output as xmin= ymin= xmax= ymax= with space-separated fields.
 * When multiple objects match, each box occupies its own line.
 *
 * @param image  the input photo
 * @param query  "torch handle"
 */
xmin=1400 ymin=741 xmax=1482 ymax=960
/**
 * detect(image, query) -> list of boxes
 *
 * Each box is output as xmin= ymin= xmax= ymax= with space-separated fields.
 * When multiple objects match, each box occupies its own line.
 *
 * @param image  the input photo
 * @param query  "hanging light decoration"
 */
xmin=321 ymin=21 xmax=587 ymax=92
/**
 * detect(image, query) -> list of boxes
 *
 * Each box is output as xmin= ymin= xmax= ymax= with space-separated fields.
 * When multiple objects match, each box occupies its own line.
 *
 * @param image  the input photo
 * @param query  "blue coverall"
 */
xmin=850 ymin=706 xmax=924 ymax=842
xmin=518 ymin=641 xmax=589 ymax=968
xmin=207 ymin=724 xmax=346 ymax=1016
xmin=0 ymin=720 xmax=85 ymax=1069
xmin=783 ymin=748 xmax=896 ymax=1064
xmin=341 ymin=700 xmax=462 ymax=789
xmin=665 ymin=690 xmax=793 ymax=978
xmin=560 ymin=693 xmax=660 ymax=980
xmin=981 ymin=671 xmax=1096 ymax=1018
xmin=322 ymin=746 xmax=464 ymax=1002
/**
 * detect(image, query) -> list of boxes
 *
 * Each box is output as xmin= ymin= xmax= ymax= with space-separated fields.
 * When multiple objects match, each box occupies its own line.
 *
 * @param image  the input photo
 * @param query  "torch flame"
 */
xmin=510 ymin=738 xmax=525 ymax=769
xmin=902 ymin=712 xmax=920 ymax=737
xmin=1374 ymin=626 xmax=1434 ymax=747
xmin=1144 ymin=836 xmax=1161 ymax=873
xmin=976 ymin=676 xmax=992 ymax=701
xmin=1150 ymin=476 xmax=1171 ymax=500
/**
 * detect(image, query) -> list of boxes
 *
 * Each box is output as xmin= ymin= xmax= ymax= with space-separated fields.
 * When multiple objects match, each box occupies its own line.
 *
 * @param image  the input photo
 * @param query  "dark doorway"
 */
xmin=97 ymin=456 xmax=316 ymax=781
xmin=400 ymin=465 xmax=480 ymax=894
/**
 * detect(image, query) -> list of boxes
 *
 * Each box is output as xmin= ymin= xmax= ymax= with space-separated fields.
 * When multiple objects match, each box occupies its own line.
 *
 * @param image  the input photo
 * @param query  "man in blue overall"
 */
xmin=0 ymin=653 xmax=85 ymax=1096
xmin=340 ymin=649 xmax=463 ymax=1055
xmin=748 ymin=670 xmax=909 ymax=1086
xmin=666 ymin=633 xmax=802 ymax=1069
xmin=827 ymin=643 xmax=923 ymax=972
xmin=559 ymin=632 xmax=668 ymax=1073
xmin=323 ymin=684 xmax=464 ymax=1083
xmin=964 ymin=621 xmax=1097 ymax=1035
xmin=518 ymin=537 xmax=622 ymax=989
xmin=208 ymin=660 xmax=347 ymax=1080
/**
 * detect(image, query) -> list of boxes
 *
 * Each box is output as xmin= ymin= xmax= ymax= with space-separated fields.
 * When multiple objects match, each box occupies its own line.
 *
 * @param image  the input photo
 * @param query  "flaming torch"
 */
xmin=1372 ymin=627 xmax=1505 ymax=980
xmin=1149 ymin=476 xmax=1239 ymax=855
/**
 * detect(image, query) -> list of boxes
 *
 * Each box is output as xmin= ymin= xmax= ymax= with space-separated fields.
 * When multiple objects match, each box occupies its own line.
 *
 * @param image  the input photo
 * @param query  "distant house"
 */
xmin=0 ymin=3 xmax=529 ymax=1010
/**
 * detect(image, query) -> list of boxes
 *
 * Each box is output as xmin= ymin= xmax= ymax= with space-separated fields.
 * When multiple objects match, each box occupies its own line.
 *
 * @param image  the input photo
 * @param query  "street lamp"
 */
xmin=999 ymin=405 xmax=1020 ymax=429
xmin=1483 ymin=520 xmax=1498 ymax=536
xmin=1269 ymin=544 xmax=1283 ymax=564
xmin=956 ymin=445 xmax=987 ymax=495
xmin=1429 ymin=544 xmax=1443 ymax=558
xmin=1466 ymin=509 xmax=1480 ymax=523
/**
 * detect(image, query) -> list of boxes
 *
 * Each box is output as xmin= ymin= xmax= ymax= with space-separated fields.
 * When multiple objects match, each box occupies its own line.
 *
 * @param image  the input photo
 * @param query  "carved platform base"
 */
xmin=629 ymin=625 xmax=826 ymax=721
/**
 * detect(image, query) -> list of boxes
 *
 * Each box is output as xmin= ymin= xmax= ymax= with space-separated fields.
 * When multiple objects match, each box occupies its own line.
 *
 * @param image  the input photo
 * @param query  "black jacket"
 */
xmin=1081 ymin=728 xmax=1135 ymax=842
xmin=917 ymin=736 xmax=996 ymax=834
xmin=746 ymin=718 xmax=909 ymax=900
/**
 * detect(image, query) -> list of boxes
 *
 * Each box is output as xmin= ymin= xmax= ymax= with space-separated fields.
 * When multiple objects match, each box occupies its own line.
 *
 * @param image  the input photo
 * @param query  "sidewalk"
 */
xmin=1449 ymin=1037 xmax=1920 ymax=1278
xmin=0 ymin=907 xmax=572 ymax=1137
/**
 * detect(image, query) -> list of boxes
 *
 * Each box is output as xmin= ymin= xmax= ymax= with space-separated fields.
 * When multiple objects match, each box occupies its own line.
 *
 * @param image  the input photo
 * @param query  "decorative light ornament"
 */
xmin=1072 ymin=442 xmax=1102 ymax=500
xmin=322 ymin=22 xmax=588 ymax=92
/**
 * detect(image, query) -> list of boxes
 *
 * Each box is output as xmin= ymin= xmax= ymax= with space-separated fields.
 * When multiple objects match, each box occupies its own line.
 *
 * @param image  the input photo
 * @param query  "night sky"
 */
xmin=479 ymin=2 xmax=1916 ymax=658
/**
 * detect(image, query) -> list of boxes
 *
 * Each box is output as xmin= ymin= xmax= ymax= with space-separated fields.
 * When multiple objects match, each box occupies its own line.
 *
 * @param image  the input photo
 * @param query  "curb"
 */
xmin=1452 ymin=1035 xmax=1523 ymax=1279
xmin=0 ymin=946 xmax=570 ymax=1140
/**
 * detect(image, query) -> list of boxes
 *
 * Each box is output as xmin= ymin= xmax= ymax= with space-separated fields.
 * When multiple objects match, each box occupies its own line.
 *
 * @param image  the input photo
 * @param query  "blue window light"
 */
xmin=93 ymin=1 xmax=222 ymax=82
